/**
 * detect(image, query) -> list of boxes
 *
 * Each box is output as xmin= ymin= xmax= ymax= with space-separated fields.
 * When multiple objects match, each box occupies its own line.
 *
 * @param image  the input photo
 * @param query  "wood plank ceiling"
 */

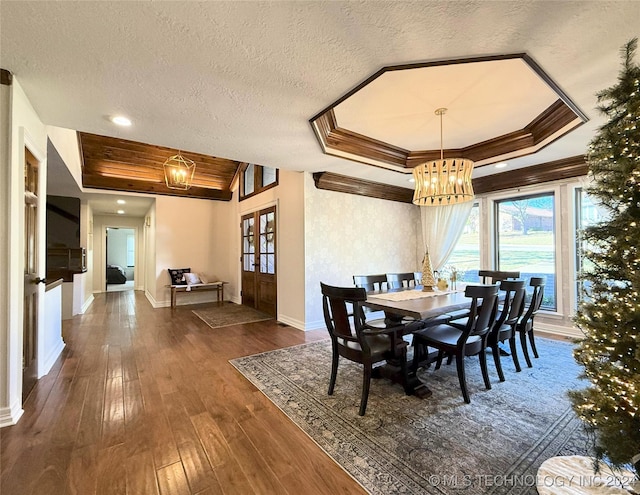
xmin=78 ymin=132 xmax=243 ymax=201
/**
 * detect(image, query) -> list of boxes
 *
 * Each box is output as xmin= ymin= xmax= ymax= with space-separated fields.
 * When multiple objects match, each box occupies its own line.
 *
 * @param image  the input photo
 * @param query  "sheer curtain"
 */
xmin=420 ymin=202 xmax=474 ymax=271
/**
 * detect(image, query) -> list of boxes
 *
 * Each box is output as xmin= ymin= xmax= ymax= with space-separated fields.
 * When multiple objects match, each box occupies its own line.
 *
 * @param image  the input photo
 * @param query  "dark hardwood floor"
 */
xmin=1 ymin=291 xmax=366 ymax=495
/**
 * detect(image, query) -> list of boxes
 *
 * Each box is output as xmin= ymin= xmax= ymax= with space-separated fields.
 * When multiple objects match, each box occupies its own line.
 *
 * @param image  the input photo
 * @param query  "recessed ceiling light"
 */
xmin=117 ymin=210 xmax=125 ymax=215
xmin=495 ymin=162 xmax=508 ymax=169
xmin=111 ymin=116 xmax=132 ymax=126
xmin=116 ymin=199 xmax=126 ymax=204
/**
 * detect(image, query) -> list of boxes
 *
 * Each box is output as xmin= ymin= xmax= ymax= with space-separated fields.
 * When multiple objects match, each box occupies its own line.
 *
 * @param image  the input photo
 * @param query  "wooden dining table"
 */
xmin=361 ymin=284 xmax=476 ymax=398
xmin=363 ymin=285 xmax=472 ymax=324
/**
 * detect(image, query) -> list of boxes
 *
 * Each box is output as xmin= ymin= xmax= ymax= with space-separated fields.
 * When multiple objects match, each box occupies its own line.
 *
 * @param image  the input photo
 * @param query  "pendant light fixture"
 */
xmin=412 ymin=108 xmax=474 ymax=206
xmin=163 ymin=152 xmax=196 ymax=190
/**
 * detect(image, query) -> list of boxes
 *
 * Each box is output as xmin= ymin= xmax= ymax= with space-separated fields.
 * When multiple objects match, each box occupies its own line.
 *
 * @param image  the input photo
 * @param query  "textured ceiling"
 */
xmin=2 ymin=1 xmax=639 ymax=208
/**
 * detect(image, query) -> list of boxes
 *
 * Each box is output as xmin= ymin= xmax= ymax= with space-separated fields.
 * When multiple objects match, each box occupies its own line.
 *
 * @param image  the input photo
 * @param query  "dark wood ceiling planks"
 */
xmin=78 ymin=132 xmax=242 ymax=200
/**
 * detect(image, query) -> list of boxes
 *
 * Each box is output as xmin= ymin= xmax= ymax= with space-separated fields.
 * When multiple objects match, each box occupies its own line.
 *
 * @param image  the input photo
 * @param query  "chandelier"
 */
xmin=412 ymin=108 xmax=474 ymax=206
xmin=163 ymin=152 xmax=196 ymax=190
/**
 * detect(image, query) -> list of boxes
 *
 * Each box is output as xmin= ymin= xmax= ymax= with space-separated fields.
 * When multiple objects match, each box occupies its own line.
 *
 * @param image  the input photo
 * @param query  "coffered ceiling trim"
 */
xmin=472 ymin=155 xmax=588 ymax=195
xmin=312 ymin=171 xmax=414 ymax=203
xmin=313 ymin=155 xmax=588 ymax=203
xmin=310 ymin=54 xmax=587 ymax=174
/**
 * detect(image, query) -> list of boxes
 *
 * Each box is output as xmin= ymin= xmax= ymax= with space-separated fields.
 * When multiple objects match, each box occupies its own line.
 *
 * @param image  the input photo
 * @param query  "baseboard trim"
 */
xmin=277 ymin=314 xmax=305 ymax=331
xmin=81 ymin=294 xmax=94 ymax=314
xmin=145 ymin=290 xmax=163 ymax=308
xmin=0 ymin=400 xmax=24 ymax=428
xmin=38 ymin=340 xmax=65 ymax=378
xmin=536 ymin=321 xmax=582 ymax=340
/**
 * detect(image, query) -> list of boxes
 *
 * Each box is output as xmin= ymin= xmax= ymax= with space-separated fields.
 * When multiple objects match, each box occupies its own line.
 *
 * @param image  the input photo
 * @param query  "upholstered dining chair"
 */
xmin=486 ymin=279 xmax=526 ymax=381
xmin=411 ymin=284 xmax=499 ymax=403
xmin=516 ymin=277 xmax=546 ymax=368
xmin=320 ymin=282 xmax=408 ymax=416
xmin=386 ymin=272 xmax=418 ymax=289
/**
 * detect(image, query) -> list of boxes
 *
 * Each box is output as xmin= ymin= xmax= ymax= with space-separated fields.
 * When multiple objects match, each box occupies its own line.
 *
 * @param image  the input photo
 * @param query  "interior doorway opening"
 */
xmin=105 ymin=227 xmax=136 ymax=292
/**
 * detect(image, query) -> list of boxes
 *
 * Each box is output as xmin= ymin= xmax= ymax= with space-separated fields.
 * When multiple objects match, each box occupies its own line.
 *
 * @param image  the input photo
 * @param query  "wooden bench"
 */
xmin=168 ymin=281 xmax=228 ymax=308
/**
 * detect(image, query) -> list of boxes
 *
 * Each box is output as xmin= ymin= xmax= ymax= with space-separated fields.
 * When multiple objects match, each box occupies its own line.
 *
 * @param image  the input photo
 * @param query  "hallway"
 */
xmin=0 ymin=292 xmax=362 ymax=495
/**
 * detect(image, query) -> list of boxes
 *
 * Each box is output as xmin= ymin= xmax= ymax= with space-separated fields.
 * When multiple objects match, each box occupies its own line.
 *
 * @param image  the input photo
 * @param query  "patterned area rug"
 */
xmin=192 ymin=302 xmax=272 ymax=329
xmin=230 ymin=337 xmax=591 ymax=495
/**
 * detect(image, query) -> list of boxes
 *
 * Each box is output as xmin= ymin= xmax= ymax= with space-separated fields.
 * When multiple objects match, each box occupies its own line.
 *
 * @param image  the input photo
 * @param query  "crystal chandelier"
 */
xmin=412 ymin=108 xmax=474 ymax=206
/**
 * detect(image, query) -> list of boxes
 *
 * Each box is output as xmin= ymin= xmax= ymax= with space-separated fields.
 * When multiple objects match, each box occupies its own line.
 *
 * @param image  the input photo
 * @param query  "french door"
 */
xmin=241 ymin=206 xmax=277 ymax=317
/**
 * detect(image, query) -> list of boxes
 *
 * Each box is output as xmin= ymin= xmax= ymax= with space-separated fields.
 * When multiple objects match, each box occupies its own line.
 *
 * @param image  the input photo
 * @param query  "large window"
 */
xmin=446 ymin=204 xmax=480 ymax=283
xmin=495 ymin=193 xmax=556 ymax=310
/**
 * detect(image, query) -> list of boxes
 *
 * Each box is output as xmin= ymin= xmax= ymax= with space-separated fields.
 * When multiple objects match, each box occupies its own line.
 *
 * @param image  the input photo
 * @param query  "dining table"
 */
xmin=361 ymin=284 xmax=478 ymax=398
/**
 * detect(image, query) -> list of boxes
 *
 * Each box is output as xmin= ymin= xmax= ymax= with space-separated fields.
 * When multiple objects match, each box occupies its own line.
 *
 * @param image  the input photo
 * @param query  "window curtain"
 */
xmin=420 ymin=202 xmax=474 ymax=271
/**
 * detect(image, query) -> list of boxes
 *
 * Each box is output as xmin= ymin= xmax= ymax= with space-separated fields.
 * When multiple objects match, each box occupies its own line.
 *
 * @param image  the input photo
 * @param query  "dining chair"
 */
xmin=386 ymin=272 xmax=418 ymax=289
xmin=353 ymin=274 xmax=389 ymax=328
xmin=353 ymin=274 xmax=388 ymax=292
xmin=516 ymin=277 xmax=546 ymax=367
xmin=413 ymin=272 xmax=422 ymax=285
xmin=486 ymin=279 xmax=526 ymax=381
xmin=320 ymin=282 xmax=408 ymax=415
xmin=478 ymin=270 xmax=521 ymax=284
xmin=411 ymin=284 xmax=499 ymax=403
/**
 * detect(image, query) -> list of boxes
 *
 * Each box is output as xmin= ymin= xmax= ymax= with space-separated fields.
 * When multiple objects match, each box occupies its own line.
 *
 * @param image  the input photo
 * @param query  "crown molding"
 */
xmin=472 ymin=155 xmax=588 ymax=194
xmin=1 ymin=69 xmax=12 ymax=86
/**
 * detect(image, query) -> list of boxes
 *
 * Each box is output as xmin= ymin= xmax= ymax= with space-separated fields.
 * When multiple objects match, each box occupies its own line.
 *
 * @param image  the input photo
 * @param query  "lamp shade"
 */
xmin=163 ymin=153 xmax=196 ymax=190
xmin=412 ymin=157 xmax=474 ymax=206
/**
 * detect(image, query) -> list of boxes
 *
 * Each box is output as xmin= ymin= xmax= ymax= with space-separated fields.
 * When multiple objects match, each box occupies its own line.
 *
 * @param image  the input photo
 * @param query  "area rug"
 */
xmin=230 ymin=337 xmax=592 ymax=495
xmin=192 ymin=302 xmax=272 ymax=329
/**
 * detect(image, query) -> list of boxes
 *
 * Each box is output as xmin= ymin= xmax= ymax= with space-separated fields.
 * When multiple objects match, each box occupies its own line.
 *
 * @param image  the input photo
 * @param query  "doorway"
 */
xmin=105 ymin=227 xmax=135 ymax=292
xmin=23 ymin=147 xmax=40 ymax=399
xmin=241 ymin=206 xmax=277 ymax=317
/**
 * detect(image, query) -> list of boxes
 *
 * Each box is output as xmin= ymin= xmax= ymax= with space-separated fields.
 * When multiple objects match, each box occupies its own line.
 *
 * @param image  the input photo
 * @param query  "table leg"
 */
xmin=171 ymin=287 xmax=177 ymax=308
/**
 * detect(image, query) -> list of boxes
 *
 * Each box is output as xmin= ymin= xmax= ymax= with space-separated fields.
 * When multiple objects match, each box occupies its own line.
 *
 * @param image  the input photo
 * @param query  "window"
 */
xmin=126 ymin=234 xmax=135 ymax=267
xmin=240 ymin=163 xmax=278 ymax=200
xmin=575 ymin=188 xmax=608 ymax=305
xmin=495 ymin=193 xmax=556 ymax=310
xmin=446 ymin=204 xmax=480 ymax=283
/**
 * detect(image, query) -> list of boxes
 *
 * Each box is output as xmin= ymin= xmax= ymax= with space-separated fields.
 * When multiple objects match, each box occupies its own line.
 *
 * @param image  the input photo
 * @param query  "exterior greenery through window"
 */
xmin=496 ymin=193 xmax=556 ymax=310
xmin=240 ymin=163 xmax=278 ymax=200
xmin=575 ymin=187 xmax=609 ymax=307
xmin=447 ymin=204 xmax=480 ymax=283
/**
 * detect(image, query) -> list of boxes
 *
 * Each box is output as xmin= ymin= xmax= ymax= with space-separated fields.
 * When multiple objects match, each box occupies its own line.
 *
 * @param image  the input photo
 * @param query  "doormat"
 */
xmin=192 ymin=302 xmax=272 ymax=329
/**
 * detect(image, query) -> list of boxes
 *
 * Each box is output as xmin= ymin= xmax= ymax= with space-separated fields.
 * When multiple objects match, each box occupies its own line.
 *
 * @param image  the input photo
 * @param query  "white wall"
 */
xmin=80 ymin=201 xmax=94 ymax=312
xmin=41 ymin=283 xmax=64 ymax=377
xmin=151 ymin=195 xmax=235 ymax=307
xmin=0 ymin=77 xmax=49 ymax=427
xmin=303 ymin=173 xmax=422 ymax=330
xmin=46 ymin=125 xmax=83 ymax=190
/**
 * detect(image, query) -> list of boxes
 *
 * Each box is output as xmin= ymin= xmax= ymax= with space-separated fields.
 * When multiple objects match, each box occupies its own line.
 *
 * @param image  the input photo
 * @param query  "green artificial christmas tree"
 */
xmin=570 ymin=38 xmax=640 ymax=483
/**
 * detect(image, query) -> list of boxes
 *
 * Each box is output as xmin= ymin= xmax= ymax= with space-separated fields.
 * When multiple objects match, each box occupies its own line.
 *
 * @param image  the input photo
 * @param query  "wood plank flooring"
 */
xmin=1 ymin=291 xmax=366 ymax=495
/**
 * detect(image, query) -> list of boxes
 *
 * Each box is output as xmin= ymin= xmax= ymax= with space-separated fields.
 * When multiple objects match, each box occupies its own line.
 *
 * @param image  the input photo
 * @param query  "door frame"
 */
xmin=101 ymin=224 xmax=141 ymax=292
xmin=238 ymin=199 xmax=278 ymax=315
xmin=5 ymin=128 xmax=47 ymax=423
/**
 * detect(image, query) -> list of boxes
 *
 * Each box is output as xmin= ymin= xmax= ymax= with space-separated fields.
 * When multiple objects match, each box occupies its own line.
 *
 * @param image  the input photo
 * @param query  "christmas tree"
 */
xmin=570 ymin=38 xmax=640 ymax=480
